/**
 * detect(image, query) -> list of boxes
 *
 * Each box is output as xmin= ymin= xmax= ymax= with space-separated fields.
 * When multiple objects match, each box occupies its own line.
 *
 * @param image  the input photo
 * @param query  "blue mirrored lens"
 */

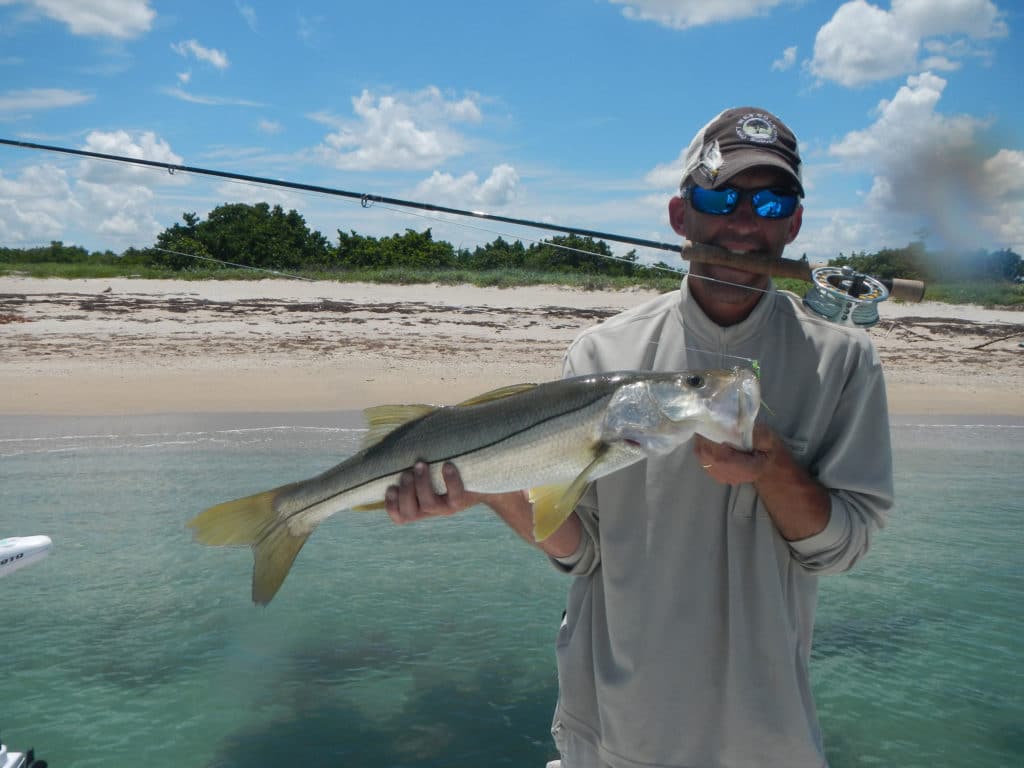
xmin=751 ymin=189 xmax=798 ymax=218
xmin=689 ymin=186 xmax=798 ymax=219
xmin=690 ymin=187 xmax=738 ymax=215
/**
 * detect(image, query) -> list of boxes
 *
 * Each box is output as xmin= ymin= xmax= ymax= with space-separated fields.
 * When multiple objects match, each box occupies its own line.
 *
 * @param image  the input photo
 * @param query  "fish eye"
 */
xmin=685 ymin=375 xmax=704 ymax=388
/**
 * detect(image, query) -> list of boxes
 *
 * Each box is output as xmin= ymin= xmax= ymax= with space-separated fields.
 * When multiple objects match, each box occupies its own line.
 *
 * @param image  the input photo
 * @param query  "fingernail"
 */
xmin=414 ymin=462 xmax=425 ymax=476
xmin=443 ymin=462 xmax=455 ymax=477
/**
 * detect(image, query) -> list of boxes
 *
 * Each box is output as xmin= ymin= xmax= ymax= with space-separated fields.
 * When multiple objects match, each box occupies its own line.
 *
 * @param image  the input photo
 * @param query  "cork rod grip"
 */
xmin=681 ymin=241 xmax=925 ymax=302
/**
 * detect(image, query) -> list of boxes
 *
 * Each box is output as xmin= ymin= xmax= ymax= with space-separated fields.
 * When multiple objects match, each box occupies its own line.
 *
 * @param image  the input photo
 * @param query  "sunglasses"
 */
xmin=682 ymin=185 xmax=800 ymax=219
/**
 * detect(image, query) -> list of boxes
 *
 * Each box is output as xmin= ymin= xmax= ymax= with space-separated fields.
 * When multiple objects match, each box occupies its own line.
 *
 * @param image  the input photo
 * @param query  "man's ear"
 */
xmin=668 ymin=195 xmax=687 ymax=237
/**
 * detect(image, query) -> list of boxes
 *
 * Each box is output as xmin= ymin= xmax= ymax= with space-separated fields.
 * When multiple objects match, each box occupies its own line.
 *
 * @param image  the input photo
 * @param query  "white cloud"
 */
xmin=162 ymin=87 xmax=264 ymax=107
xmin=177 ymin=71 xmax=190 ymax=84
xmin=77 ymin=131 xmax=182 ymax=242
xmin=808 ymin=0 xmax=1008 ymax=87
xmin=412 ymin=164 xmax=520 ymax=208
xmin=235 ymin=1 xmax=256 ymax=31
xmin=77 ymin=129 xmax=185 ymax=185
xmin=0 ymin=163 xmax=80 ymax=243
xmin=772 ymin=45 xmax=797 ymax=71
xmin=790 ymin=208 xmax=884 ymax=261
xmin=808 ymin=1 xmax=918 ymax=86
xmin=889 ymin=0 xmax=1007 ymax=39
xmin=312 ymin=87 xmax=483 ymax=171
xmin=171 ymin=39 xmax=229 ymax=69
xmin=920 ymin=55 xmax=959 ymax=72
xmin=1 ymin=0 xmax=155 ymax=38
xmin=77 ymin=179 xmax=160 ymax=238
xmin=297 ymin=14 xmax=323 ymax=44
xmin=828 ymin=72 xmax=1021 ymax=252
xmin=257 ymin=119 xmax=283 ymax=135
xmin=608 ymin=0 xmax=788 ymax=29
xmin=0 ymin=87 xmax=92 ymax=114
xmin=643 ymin=148 xmax=687 ymax=190
xmin=829 ymin=73 xmax=981 ymax=163
xmin=981 ymin=149 xmax=1024 ymax=251
xmin=0 ymin=130 xmax=185 ymax=248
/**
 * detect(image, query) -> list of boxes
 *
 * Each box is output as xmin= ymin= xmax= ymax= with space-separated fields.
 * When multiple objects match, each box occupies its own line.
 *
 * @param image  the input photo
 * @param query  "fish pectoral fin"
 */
xmin=529 ymin=483 xmax=579 ymax=542
xmin=187 ymin=483 xmax=313 ymax=606
xmin=455 ymin=382 xmax=538 ymax=407
xmin=361 ymin=404 xmax=437 ymax=448
xmin=530 ymin=445 xmax=609 ymax=542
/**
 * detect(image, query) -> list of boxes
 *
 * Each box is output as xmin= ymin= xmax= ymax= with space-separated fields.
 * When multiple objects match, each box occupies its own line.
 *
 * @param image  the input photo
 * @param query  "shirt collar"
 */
xmin=677 ymin=273 xmax=778 ymax=344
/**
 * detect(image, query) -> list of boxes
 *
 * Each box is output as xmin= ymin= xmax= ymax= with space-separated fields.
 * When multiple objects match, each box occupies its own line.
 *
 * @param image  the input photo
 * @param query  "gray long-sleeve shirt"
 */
xmin=551 ymin=277 xmax=894 ymax=768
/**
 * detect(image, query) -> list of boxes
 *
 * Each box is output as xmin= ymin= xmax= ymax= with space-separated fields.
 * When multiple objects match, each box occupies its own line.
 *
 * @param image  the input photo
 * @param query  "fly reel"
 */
xmin=802 ymin=266 xmax=889 ymax=328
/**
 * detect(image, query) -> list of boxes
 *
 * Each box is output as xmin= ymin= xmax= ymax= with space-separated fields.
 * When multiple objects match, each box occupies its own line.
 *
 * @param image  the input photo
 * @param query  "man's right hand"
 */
xmin=385 ymin=461 xmax=487 ymax=524
xmin=384 ymin=460 xmax=583 ymax=559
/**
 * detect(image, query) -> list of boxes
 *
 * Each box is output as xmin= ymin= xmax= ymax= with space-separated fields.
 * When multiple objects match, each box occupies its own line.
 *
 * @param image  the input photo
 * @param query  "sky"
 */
xmin=0 ymin=0 xmax=1021 ymax=267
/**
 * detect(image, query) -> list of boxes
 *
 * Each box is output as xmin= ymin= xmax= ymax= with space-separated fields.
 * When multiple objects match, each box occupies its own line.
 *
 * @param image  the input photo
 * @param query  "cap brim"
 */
xmin=711 ymin=150 xmax=804 ymax=196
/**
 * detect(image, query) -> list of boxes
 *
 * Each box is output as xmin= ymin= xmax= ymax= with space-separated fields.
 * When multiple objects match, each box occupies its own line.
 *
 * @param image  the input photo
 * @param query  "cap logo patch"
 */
xmin=698 ymin=139 xmax=723 ymax=181
xmin=736 ymin=114 xmax=777 ymax=144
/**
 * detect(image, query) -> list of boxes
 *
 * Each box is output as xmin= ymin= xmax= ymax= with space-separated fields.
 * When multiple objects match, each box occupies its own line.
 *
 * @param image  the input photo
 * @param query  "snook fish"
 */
xmin=188 ymin=367 xmax=759 ymax=604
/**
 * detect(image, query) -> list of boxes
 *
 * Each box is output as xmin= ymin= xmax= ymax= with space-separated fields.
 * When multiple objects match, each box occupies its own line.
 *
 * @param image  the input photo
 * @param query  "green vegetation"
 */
xmin=1 ymin=202 xmax=1020 ymax=306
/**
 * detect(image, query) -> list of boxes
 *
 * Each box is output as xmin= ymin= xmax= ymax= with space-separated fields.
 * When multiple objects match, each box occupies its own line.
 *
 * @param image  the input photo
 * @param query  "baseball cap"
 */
xmin=682 ymin=107 xmax=804 ymax=196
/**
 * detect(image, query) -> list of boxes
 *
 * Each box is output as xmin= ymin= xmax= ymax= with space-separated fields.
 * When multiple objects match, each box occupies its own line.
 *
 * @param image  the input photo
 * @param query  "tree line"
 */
xmin=1 ymin=201 xmax=1020 ymax=283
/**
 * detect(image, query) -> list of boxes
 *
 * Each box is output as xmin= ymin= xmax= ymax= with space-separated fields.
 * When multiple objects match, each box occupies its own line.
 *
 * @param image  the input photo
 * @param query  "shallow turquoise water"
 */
xmin=2 ymin=413 xmax=1021 ymax=766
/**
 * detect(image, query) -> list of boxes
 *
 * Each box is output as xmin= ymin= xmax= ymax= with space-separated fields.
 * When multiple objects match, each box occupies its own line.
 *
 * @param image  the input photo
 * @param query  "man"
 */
xmin=385 ymin=106 xmax=893 ymax=768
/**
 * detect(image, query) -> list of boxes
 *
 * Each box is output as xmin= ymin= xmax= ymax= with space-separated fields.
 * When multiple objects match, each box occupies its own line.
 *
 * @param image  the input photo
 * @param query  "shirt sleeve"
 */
xmin=788 ymin=340 xmax=894 ymax=575
xmin=547 ymin=486 xmax=601 ymax=575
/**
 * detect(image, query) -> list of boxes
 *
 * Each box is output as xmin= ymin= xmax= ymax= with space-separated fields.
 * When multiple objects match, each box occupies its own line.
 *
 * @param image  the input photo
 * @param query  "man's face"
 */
xmin=668 ymin=166 xmax=803 ymax=321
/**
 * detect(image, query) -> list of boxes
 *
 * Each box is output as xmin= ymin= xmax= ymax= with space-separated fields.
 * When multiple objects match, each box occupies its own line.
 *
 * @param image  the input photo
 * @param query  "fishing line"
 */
xmin=0 ymin=135 xmax=906 ymax=350
xmin=0 ymin=136 xmax=830 ymax=295
xmin=48 ymin=141 xmax=685 ymax=278
xmin=356 ymin=198 xmax=685 ymax=276
xmin=151 ymin=247 xmax=317 ymax=281
xmin=0 ymin=137 xmax=682 ymax=253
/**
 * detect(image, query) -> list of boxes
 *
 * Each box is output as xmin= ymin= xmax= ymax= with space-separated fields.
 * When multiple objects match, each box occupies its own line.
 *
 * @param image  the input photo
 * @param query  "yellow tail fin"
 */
xmin=187 ymin=484 xmax=314 ymax=605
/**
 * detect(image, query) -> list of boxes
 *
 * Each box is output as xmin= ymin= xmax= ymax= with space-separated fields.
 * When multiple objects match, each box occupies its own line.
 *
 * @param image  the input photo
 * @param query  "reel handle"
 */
xmin=681 ymin=241 xmax=926 ymax=303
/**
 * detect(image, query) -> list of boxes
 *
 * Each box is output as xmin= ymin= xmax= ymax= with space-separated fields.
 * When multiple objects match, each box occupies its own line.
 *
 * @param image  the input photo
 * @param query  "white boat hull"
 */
xmin=0 ymin=536 xmax=53 ymax=577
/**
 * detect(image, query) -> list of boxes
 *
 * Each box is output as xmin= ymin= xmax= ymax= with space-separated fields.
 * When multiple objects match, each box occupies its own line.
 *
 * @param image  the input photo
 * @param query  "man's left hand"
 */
xmin=694 ymin=424 xmax=779 ymax=485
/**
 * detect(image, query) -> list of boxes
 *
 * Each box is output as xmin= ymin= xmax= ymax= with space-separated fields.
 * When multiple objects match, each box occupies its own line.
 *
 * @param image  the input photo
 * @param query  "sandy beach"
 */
xmin=1 ymin=276 xmax=1021 ymax=418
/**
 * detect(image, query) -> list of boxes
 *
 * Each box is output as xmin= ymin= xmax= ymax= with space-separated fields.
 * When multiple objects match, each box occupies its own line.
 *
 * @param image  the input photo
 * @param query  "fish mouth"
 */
xmin=735 ymin=368 xmax=761 ymax=450
xmin=702 ymin=367 xmax=760 ymax=450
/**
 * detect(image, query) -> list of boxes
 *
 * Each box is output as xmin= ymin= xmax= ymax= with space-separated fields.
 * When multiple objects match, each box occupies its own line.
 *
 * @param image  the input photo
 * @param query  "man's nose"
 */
xmin=726 ymin=198 xmax=759 ymax=230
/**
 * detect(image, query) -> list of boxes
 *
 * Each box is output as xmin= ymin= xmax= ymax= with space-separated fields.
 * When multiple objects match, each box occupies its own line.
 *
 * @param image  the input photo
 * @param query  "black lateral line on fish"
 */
xmin=296 ymin=386 xmax=617 ymax=511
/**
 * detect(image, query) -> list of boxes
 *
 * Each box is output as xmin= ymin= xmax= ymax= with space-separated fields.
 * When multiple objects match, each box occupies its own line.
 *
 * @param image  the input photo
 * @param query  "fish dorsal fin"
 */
xmin=530 ymin=444 xmax=609 ymax=541
xmin=455 ymin=382 xmax=539 ymax=407
xmin=360 ymin=404 xmax=437 ymax=449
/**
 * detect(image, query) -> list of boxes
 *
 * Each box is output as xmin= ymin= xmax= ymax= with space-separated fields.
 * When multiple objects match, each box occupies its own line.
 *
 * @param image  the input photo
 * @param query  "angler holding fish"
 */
xmin=385 ymin=107 xmax=893 ymax=768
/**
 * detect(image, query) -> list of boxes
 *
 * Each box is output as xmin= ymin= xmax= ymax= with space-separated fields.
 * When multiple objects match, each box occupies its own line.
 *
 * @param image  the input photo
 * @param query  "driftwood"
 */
xmin=968 ymin=331 xmax=1024 ymax=351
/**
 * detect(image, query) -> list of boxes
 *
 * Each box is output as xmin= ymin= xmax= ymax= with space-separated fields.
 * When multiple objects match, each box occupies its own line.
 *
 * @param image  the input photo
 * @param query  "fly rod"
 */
xmin=0 ymin=136 xmax=926 ymax=325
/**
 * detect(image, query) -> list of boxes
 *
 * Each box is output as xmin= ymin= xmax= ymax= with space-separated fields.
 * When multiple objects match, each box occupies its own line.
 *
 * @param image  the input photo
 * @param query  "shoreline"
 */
xmin=2 ymin=276 xmax=1022 ymax=418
